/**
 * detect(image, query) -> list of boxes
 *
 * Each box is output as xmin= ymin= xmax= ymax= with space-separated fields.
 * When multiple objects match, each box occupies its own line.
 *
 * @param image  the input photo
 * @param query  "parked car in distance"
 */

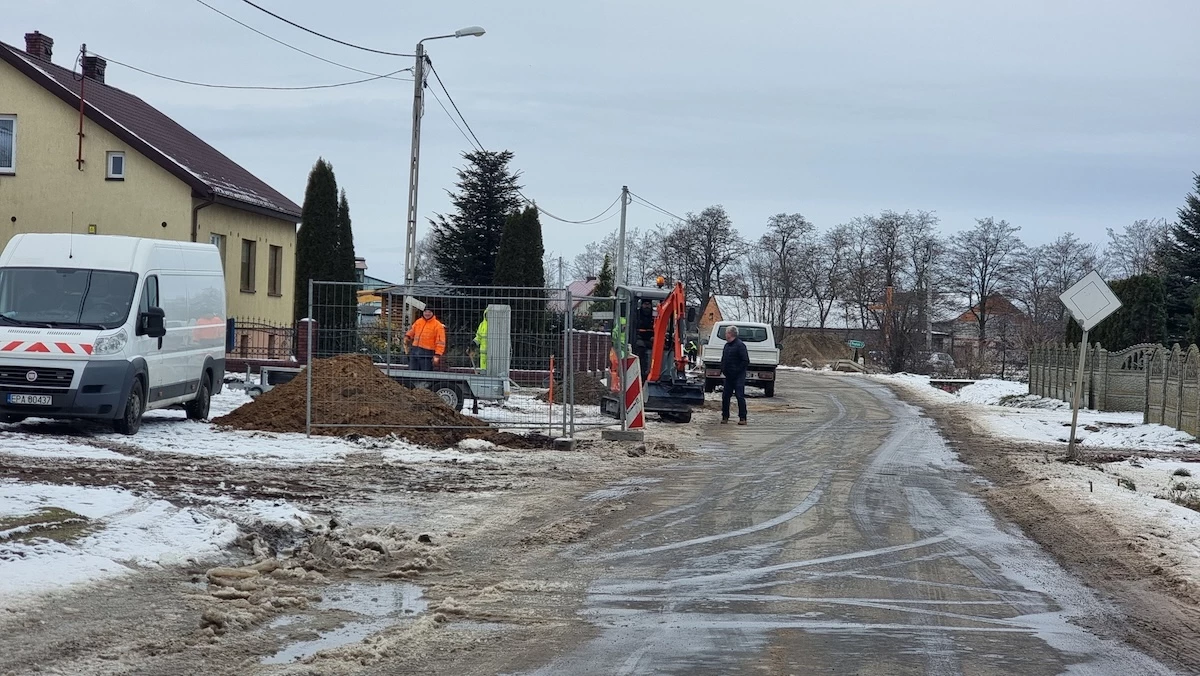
xmin=0 ymin=234 xmax=226 ymax=434
xmin=699 ymin=321 xmax=780 ymax=397
xmin=928 ymin=351 xmax=955 ymax=372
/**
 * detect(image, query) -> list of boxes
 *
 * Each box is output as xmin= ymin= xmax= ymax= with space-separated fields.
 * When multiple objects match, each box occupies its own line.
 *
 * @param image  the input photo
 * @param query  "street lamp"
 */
xmin=402 ymin=25 xmax=486 ymax=292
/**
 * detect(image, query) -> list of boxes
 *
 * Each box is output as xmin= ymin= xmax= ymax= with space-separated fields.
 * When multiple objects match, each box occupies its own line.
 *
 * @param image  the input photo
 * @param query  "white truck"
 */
xmin=0 ymin=234 xmax=226 ymax=434
xmin=700 ymin=321 xmax=780 ymax=397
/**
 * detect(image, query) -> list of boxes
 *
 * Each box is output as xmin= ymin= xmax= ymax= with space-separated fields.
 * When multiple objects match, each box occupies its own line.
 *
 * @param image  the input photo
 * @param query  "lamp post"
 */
xmin=402 ymin=25 xmax=485 ymax=309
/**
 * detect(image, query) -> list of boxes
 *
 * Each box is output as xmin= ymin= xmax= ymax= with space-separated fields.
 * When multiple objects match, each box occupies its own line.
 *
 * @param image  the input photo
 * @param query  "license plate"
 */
xmin=758 ymin=372 xmax=775 ymax=380
xmin=8 ymin=393 xmax=52 ymax=406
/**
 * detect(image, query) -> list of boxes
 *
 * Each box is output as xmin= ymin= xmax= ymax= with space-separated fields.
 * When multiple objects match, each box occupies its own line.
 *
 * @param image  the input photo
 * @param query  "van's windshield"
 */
xmin=0 ymin=267 xmax=138 ymax=330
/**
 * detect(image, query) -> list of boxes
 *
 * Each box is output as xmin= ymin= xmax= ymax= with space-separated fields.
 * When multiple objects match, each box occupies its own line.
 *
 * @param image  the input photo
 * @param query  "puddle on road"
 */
xmin=262 ymin=581 xmax=427 ymax=665
xmin=582 ymin=477 xmax=663 ymax=502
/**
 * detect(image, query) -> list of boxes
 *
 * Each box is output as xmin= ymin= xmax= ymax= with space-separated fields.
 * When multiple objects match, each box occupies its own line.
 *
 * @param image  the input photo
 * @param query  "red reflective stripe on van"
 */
xmin=1 ymin=341 xmax=21 ymax=352
xmin=55 ymin=343 xmax=75 ymax=354
xmin=25 ymin=342 xmax=49 ymax=353
xmin=80 ymin=344 xmax=93 ymax=355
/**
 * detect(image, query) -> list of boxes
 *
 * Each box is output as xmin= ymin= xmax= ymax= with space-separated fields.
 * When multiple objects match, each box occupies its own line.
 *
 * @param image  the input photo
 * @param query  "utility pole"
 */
xmin=558 ymin=256 xmax=563 ymax=289
xmin=401 ymin=43 xmax=426 ymax=337
xmin=614 ymin=186 xmax=629 ymax=290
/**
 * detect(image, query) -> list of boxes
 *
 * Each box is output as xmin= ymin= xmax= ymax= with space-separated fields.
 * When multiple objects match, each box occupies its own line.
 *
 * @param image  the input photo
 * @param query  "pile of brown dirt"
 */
xmin=214 ymin=354 xmax=554 ymax=448
xmin=536 ymin=373 xmax=610 ymax=406
xmin=780 ymin=333 xmax=853 ymax=367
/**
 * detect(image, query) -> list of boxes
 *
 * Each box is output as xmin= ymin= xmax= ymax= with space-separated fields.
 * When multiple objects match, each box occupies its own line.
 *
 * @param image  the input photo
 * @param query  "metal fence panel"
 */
xmin=301 ymin=282 xmax=619 ymax=436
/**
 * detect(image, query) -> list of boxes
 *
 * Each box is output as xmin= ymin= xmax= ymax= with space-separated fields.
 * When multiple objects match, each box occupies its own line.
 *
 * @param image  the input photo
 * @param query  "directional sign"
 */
xmin=1060 ymin=270 xmax=1122 ymax=331
xmin=848 ymin=340 xmax=866 ymax=349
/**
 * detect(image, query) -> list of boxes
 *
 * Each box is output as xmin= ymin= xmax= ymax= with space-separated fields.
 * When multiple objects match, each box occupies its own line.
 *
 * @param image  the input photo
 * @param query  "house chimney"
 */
xmin=82 ymin=55 xmax=106 ymax=84
xmin=24 ymin=32 xmax=53 ymax=61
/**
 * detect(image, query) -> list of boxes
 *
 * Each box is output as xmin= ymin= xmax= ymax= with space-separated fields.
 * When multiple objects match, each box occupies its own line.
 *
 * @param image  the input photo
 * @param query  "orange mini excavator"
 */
xmin=601 ymin=279 xmax=704 ymax=423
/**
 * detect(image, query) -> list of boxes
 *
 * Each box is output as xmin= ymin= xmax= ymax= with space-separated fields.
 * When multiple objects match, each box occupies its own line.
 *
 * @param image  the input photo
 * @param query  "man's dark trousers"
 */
xmin=722 ymin=372 xmax=747 ymax=421
xmin=409 ymin=346 xmax=434 ymax=372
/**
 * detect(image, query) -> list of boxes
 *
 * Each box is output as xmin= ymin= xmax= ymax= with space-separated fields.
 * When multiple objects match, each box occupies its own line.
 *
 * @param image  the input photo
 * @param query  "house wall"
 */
xmin=0 ymin=59 xmax=296 ymax=326
xmin=0 ymin=59 xmax=193 ymax=244
xmin=698 ymin=297 xmax=723 ymax=336
xmin=197 ymin=203 xmax=295 ymax=325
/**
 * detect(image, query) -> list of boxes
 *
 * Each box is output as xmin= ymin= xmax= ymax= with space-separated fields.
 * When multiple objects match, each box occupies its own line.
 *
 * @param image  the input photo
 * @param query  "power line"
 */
xmin=426 ymin=83 xmax=479 ymax=151
xmin=628 ymin=192 xmax=687 ymax=222
xmin=426 ymin=60 xmax=484 ymax=150
xmin=424 ymin=60 xmax=624 ymax=226
xmin=95 ymin=53 xmax=411 ymax=90
xmin=192 ymin=0 xmax=408 ymax=81
xmin=238 ymin=0 xmax=415 ymax=57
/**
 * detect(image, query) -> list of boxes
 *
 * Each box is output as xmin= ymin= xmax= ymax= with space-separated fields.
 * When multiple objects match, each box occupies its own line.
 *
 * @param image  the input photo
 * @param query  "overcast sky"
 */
xmin=8 ymin=0 xmax=1199 ymax=284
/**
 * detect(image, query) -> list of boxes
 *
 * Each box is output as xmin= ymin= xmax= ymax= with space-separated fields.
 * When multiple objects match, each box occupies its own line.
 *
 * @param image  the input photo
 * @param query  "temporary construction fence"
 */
xmin=303 ymin=281 xmax=618 ymax=437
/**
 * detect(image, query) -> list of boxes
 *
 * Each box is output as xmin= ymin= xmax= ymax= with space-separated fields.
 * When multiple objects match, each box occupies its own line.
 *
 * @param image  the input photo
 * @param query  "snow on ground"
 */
xmin=1015 ymin=456 xmax=1200 ymax=594
xmin=467 ymin=390 xmax=611 ymax=435
xmin=0 ymin=482 xmax=239 ymax=605
xmin=874 ymin=373 xmax=1199 ymax=453
xmin=0 ymin=388 xmax=501 ymax=466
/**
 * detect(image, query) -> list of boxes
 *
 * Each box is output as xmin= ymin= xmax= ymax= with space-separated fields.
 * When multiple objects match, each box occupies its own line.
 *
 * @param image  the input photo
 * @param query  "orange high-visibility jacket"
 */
xmin=406 ymin=317 xmax=447 ymax=355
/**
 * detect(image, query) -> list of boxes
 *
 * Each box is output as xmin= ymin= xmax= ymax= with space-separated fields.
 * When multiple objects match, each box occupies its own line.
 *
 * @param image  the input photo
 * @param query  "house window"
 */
xmin=240 ymin=239 xmax=256 ymax=293
xmin=105 ymin=151 xmax=125 ymax=180
xmin=0 ymin=115 xmax=14 ymax=173
xmin=268 ymin=245 xmax=283 ymax=297
xmin=209 ymin=233 xmax=226 ymax=268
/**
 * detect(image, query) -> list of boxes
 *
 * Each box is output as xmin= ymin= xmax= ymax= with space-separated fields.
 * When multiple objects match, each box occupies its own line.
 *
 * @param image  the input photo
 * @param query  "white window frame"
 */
xmin=105 ymin=151 xmax=125 ymax=180
xmin=0 ymin=115 xmax=15 ymax=174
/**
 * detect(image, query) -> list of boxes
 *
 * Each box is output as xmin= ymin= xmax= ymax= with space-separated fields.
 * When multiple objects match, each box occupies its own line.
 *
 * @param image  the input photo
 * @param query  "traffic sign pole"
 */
xmin=1067 ymin=330 xmax=1088 ymax=461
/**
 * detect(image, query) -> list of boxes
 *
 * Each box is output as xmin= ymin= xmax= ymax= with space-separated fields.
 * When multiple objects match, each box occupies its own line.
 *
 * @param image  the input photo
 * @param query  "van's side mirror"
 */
xmin=139 ymin=307 xmax=166 ymax=338
xmin=700 ymin=338 xmax=708 ymax=346
xmin=686 ymin=307 xmax=696 ymax=323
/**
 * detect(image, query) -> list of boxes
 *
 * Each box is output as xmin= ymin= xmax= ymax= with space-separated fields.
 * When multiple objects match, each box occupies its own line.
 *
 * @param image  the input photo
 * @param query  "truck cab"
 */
xmin=700 ymin=321 xmax=780 ymax=397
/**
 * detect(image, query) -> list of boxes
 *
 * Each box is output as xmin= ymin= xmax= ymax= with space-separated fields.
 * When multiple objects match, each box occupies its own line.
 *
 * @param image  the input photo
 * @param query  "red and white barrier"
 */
xmin=623 ymin=356 xmax=645 ymax=430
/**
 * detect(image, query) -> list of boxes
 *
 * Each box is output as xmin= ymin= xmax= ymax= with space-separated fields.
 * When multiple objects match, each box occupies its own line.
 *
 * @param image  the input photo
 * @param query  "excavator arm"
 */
xmin=647 ymin=282 xmax=688 ymax=383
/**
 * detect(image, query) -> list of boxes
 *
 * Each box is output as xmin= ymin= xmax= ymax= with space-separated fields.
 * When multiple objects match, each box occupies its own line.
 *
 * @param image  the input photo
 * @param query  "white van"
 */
xmin=0 ymin=234 xmax=226 ymax=434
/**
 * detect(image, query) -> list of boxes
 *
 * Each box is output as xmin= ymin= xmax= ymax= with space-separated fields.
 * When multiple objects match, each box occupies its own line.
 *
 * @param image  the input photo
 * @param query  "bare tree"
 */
xmin=674 ymin=206 xmax=743 ymax=306
xmin=798 ymin=223 xmax=851 ymax=328
xmin=948 ymin=217 xmax=1025 ymax=343
xmin=1011 ymin=244 xmax=1059 ymax=348
xmin=1104 ymin=218 xmax=1172 ymax=278
xmin=752 ymin=213 xmax=813 ymax=333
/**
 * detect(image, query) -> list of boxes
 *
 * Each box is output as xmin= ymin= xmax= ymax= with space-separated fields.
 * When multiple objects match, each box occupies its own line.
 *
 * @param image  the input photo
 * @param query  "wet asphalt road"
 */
xmin=525 ymin=371 xmax=1177 ymax=675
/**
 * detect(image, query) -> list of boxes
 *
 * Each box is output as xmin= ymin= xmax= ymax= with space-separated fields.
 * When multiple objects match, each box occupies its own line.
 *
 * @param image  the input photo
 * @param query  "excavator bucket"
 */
xmin=644 ymin=378 xmax=704 ymax=422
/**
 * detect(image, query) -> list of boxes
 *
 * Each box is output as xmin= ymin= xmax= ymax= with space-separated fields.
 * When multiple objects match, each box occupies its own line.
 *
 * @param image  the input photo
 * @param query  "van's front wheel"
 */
xmin=186 ymin=376 xmax=212 ymax=420
xmin=114 ymin=381 xmax=144 ymax=435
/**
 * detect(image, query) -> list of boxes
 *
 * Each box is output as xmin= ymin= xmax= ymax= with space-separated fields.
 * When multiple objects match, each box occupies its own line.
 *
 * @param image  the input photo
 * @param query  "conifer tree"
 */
xmin=431 ymin=150 xmax=523 ymax=288
xmin=295 ymin=158 xmax=338 ymax=323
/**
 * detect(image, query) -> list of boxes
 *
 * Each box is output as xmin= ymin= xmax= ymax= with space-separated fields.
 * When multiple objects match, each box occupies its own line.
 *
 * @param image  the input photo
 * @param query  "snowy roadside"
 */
xmin=865 ymin=371 xmax=1200 ymax=605
xmin=872 ymin=373 xmax=1198 ymax=454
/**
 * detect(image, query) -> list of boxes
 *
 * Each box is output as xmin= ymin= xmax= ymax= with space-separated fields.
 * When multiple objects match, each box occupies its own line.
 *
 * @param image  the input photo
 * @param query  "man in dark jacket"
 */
xmin=720 ymin=325 xmax=749 ymax=425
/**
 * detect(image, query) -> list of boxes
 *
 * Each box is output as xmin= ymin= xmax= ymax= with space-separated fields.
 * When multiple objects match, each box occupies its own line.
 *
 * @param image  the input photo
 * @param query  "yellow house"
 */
xmin=0 ymin=31 xmax=300 ymax=325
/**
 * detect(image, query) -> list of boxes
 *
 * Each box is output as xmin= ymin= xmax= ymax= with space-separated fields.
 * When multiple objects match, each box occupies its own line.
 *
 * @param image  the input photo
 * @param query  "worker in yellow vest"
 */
xmin=473 ymin=309 xmax=489 ymax=372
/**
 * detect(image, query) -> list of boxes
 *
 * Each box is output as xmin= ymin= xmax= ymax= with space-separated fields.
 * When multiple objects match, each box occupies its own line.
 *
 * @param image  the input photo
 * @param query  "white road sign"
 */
xmin=1059 ymin=270 xmax=1122 ymax=331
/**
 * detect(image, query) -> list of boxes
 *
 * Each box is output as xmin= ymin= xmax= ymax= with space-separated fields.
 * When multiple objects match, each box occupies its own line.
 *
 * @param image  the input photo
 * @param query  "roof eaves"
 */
xmin=0 ymin=43 xmax=213 ymax=199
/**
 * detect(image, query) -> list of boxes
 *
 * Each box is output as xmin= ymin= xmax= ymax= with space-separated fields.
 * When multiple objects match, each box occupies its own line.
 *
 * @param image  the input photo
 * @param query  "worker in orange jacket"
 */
xmin=405 ymin=307 xmax=446 ymax=371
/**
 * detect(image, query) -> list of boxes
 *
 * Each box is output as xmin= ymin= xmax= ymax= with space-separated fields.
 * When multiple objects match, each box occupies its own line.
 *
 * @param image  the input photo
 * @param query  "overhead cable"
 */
xmin=193 ymin=0 xmax=408 ymax=81
xmin=95 ymin=53 xmax=411 ymax=90
xmin=238 ymin=0 xmax=415 ymax=57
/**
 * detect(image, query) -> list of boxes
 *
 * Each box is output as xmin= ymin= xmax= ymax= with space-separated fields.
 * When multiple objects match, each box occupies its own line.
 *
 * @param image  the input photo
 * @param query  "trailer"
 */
xmin=246 ymin=304 xmax=515 ymax=412
xmin=246 ymin=364 xmax=508 ymax=412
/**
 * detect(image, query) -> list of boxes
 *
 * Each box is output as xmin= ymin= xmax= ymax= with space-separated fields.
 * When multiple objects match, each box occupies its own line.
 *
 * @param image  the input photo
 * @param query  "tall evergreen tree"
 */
xmin=295 ymin=158 xmax=339 ymax=323
xmin=334 ymin=189 xmax=357 ymax=283
xmin=1067 ymin=274 xmax=1167 ymax=349
xmin=431 ymin=150 xmax=523 ymax=288
xmin=1164 ymin=173 xmax=1200 ymax=341
xmin=592 ymin=254 xmax=614 ymax=312
xmin=493 ymin=206 xmax=546 ymax=287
